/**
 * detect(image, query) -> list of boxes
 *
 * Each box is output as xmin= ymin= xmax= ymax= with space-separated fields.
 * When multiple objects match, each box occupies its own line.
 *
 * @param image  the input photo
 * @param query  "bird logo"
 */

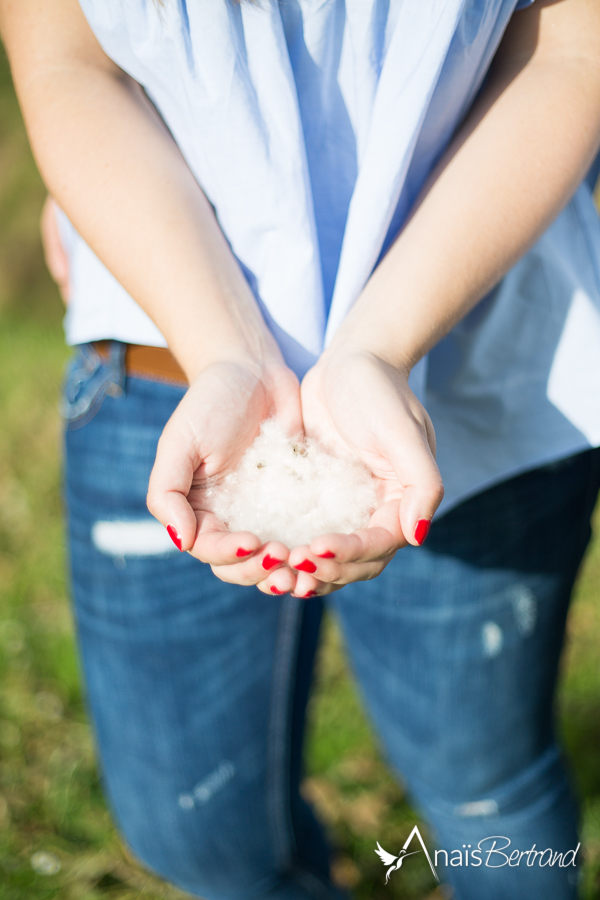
xmin=375 ymin=825 xmax=440 ymax=884
xmin=374 ymin=844 xmax=420 ymax=883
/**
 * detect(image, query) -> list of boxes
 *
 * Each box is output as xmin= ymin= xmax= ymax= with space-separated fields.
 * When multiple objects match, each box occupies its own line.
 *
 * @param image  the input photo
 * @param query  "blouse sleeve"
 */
xmin=514 ymin=0 xmax=535 ymax=8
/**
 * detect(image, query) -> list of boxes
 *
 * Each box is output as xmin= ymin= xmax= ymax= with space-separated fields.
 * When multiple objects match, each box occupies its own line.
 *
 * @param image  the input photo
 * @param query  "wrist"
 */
xmin=168 ymin=316 xmax=285 ymax=385
xmin=184 ymin=344 xmax=292 ymax=393
xmin=321 ymin=336 xmax=413 ymax=382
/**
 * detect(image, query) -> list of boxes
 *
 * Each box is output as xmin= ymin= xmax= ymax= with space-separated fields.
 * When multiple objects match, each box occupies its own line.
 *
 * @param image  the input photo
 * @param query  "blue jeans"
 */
xmin=63 ymin=342 xmax=600 ymax=900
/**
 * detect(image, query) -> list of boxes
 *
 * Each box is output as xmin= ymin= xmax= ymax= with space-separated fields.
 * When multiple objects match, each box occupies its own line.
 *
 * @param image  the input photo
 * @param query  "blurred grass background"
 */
xmin=0 ymin=39 xmax=599 ymax=900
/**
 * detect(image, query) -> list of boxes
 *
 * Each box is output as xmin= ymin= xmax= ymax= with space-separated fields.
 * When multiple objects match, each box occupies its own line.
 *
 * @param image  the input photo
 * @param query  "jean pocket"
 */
xmin=60 ymin=342 xmax=126 ymax=430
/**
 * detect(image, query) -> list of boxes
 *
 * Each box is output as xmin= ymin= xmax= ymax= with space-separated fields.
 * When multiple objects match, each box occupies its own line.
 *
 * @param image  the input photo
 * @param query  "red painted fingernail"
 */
xmin=294 ymin=559 xmax=317 ymax=573
xmin=167 ymin=524 xmax=183 ymax=551
xmin=270 ymin=585 xmax=285 ymax=595
xmin=414 ymin=519 xmax=431 ymax=546
xmin=304 ymin=590 xmax=318 ymax=599
xmin=236 ymin=547 xmax=252 ymax=558
xmin=262 ymin=554 xmax=283 ymax=570
xmin=318 ymin=551 xmax=335 ymax=559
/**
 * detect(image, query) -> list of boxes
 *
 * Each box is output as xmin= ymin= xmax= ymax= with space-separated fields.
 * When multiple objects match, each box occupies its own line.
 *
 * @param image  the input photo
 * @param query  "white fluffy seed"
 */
xmin=205 ymin=419 xmax=378 ymax=548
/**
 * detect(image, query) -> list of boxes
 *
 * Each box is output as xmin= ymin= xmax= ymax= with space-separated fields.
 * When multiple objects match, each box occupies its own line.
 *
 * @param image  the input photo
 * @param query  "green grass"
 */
xmin=0 ymin=37 xmax=599 ymax=900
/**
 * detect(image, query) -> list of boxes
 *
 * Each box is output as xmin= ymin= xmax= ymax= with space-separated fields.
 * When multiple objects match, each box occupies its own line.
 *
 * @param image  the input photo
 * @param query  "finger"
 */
xmin=289 ymin=522 xmax=398 ymax=571
xmin=191 ymin=525 xmax=262 ymax=565
xmin=289 ymin=545 xmax=397 ymax=589
xmin=303 ymin=559 xmax=390 ymax=587
xmin=367 ymin=500 xmax=409 ymax=548
xmin=331 ymin=560 xmax=389 ymax=586
xmin=289 ymin=578 xmax=341 ymax=598
xmin=147 ymin=422 xmax=200 ymax=551
xmin=423 ymin=407 xmax=437 ymax=459
xmin=292 ymin=553 xmax=391 ymax=590
xmin=270 ymin=367 xmax=304 ymax=435
xmin=255 ymin=567 xmax=299 ymax=596
xmin=380 ymin=413 xmax=444 ymax=547
xmin=289 ymin=571 xmax=325 ymax=598
xmin=211 ymin=541 xmax=291 ymax=585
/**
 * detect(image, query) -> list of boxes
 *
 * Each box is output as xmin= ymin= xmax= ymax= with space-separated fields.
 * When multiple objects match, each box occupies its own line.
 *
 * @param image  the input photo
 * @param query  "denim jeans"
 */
xmin=63 ymin=342 xmax=600 ymax=900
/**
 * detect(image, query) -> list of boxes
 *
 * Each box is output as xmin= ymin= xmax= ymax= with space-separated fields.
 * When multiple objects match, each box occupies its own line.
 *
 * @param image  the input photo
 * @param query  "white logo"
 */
xmin=376 ymin=829 xmax=581 ymax=884
xmin=375 ymin=825 xmax=440 ymax=884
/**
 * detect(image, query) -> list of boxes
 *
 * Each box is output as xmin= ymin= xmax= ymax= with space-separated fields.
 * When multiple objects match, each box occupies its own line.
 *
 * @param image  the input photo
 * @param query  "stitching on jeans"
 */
xmin=266 ymin=595 xmax=304 ymax=869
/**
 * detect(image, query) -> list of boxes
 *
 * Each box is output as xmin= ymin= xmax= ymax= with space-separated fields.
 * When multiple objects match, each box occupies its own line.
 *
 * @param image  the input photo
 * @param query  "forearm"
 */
xmin=331 ymin=0 xmax=600 ymax=371
xmin=0 ymin=0 xmax=276 ymax=382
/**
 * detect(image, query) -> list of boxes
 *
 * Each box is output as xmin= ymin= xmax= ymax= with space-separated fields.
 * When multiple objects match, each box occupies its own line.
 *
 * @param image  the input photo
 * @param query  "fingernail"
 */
xmin=414 ymin=519 xmax=431 ymax=546
xmin=270 ymin=585 xmax=285 ymax=595
xmin=236 ymin=547 xmax=252 ymax=558
xmin=317 ymin=551 xmax=335 ymax=559
xmin=167 ymin=524 xmax=183 ymax=551
xmin=304 ymin=590 xmax=318 ymax=599
xmin=262 ymin=554 xmax=283 ymax=570
xmin=294 ymin=559 xmax=317 ymax=573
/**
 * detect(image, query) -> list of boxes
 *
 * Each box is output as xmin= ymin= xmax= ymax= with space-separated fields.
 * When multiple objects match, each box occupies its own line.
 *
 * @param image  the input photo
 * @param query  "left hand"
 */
xmin=40 ymin=196 xmax=70 ymax=304
xmin=287 ymin=347 xmax=444 ymax=597
xmin=147 ymin=355 xmax=304 ymax=596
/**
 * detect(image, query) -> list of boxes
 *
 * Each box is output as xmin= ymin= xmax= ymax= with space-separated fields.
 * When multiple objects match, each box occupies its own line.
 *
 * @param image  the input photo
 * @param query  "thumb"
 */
xmin=383 ymin=413 xmax=444 ymax=547
xmin=146 ymin=421 xmax=199 ymax=552
xmin=269 ymin=367 xmax=303 ymax=436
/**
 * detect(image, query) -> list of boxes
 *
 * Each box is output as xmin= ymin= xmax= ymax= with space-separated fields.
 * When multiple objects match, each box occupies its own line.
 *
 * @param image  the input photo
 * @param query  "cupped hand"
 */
xmin=146 ymin=357 xmax=303 ymax=594
xmin=286 ymin=348 xmax=444 ymax=596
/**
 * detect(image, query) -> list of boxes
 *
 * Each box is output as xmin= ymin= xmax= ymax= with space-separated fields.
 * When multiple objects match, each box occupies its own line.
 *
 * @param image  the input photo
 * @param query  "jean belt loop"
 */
xmin=107 ymin=341 xmax=127 ymax=398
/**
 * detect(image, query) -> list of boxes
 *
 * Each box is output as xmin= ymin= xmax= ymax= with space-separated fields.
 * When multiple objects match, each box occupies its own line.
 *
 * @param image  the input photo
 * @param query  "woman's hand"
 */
xmin=41 ymin=196 xmax=70 ymax=304
xmin=286 ymin=348 xmax=444 ymax=596
xmin=147 ymin=356 xmax=304 ymax=595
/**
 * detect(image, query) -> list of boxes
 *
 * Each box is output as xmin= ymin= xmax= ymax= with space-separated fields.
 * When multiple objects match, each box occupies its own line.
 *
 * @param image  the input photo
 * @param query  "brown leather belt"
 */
xmin=93 ymin=341 xmax=188 ymax=387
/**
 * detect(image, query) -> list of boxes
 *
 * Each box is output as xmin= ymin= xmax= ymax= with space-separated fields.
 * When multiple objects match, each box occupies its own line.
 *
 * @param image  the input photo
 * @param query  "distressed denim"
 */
xmin=64 ymin=342 xmax=600 ymax=900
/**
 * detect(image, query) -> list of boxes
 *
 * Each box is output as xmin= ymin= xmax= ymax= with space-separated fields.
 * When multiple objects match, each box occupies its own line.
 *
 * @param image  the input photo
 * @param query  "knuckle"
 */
xmin=194 ymin=546 xmax=213 ymax=565
xmin=212 ymin=563 xmax=255 ymax=586
xmin=423 ymin=480 xmax=445 ymax=506
xmin=210 ymin=565 xmax=228 ymax=582
xmin=366 ymin=562 xmax=386 ymax=581
xmin=319 ymin=564 xmax=342 ymax=582
xmin=146 ymin=490 xmax=159 ymax=518
xmin=330 ymin=565 xmax=355 ymax=586
xmin=211 ymin=565 xmax=238 ymax=584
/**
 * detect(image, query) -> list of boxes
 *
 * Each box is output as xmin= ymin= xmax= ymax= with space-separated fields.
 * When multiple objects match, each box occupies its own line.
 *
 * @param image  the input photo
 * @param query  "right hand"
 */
xmin=40 ymin=195 xmax=70 ymax=304
xmin=146 ymin=357 xmax=304 ymax=594
xmin=285 ymin=347 xmax=444 ymax=597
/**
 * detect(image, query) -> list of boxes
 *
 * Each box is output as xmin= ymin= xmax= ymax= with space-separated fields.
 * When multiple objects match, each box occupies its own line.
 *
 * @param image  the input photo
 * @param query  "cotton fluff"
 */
xmin=206 ymin=419 xmax=378 ymax=548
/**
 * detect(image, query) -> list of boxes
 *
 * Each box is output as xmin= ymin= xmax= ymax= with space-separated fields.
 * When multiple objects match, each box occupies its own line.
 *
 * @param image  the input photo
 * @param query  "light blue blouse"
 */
xmin=63 ymin=0 xmax=600 ymax=513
